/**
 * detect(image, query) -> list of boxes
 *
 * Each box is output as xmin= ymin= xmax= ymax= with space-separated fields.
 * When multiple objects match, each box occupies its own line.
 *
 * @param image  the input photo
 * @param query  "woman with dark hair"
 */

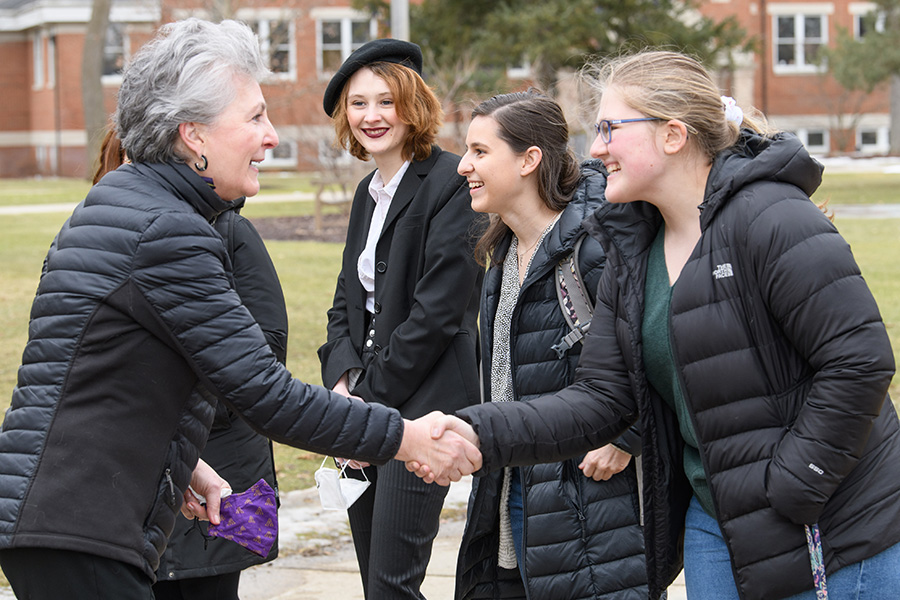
xmin=317 ymin=38 xmax=484 ymax=599
xmin=455 ymin=90 xmax=649 ymax=600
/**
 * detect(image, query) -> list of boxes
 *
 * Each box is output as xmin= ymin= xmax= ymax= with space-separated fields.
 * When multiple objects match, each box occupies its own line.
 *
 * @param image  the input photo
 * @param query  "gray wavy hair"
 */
xmin=114 ymin=18 xmax=270 ymax=164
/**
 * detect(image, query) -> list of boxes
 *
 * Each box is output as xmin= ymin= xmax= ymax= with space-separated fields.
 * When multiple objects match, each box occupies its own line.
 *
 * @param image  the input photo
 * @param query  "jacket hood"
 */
xmin=700 ymin=130 xmax=823 ymax=225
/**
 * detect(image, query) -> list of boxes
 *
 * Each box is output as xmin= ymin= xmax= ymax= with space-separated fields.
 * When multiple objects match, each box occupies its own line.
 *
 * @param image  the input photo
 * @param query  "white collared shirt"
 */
xmin=357 ymin=160 xmax=411 ymax=313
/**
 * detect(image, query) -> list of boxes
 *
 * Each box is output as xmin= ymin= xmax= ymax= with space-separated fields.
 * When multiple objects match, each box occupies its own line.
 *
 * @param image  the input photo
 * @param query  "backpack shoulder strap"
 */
xmin=551 ymin=232 xmax=594 ymax=358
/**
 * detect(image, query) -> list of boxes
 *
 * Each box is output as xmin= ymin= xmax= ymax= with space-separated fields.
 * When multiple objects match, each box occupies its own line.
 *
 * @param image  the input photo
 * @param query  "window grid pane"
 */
xmin=103 ymin=23 xmax=126 ymax=76
xmin=777 ymin=45 xmax=795 ymax=65
xmin=807 ymin=131 xmax=825 ymax=146
xmin=778 ymin=16 xmax=795 ymax=39
xmin=804 ymin=15 xmax=822 ymax=38
xmin=319 ymin=18 xmax=374 ymax=74
xmin=804 ymin=43 xmax=822 ymax=64
xmin=774 ymin=14 xmax=827 ymax=69
xmin=270 ymin=21 xmax=291 ymax=73
xmin=351 ymin=21 xmax=371 ymax=45
xmin=322 ymin=50 xmax=343 ymax=72
xmin=321 ymin=21 xmax=341 ymax=45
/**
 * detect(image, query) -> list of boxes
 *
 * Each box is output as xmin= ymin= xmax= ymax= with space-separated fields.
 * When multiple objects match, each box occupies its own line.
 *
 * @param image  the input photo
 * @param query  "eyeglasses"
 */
xmin=594 ymin=118 xmax=663 ymax=143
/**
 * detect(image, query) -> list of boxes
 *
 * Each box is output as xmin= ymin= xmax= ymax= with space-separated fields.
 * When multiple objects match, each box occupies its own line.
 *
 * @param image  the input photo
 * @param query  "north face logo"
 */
xmin=713 ymin=263 xmax=734 ymax=279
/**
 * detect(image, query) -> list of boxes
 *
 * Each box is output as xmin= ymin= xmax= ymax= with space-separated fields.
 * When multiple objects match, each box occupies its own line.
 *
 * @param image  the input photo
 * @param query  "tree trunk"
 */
xmin=81 ymin=0 xmax=112 ymax=179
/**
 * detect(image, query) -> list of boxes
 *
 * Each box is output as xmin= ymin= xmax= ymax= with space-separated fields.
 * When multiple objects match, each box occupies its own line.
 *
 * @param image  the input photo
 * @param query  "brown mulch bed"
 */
xmin=252 ymin=213 xmax=349 ymax=243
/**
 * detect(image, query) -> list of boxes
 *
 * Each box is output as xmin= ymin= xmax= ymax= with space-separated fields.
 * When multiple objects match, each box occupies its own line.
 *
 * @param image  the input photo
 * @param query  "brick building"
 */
xmin=699 ymin=0 xmax=891 ymax=154
xmin=0 ymin=0 xmax=380 ymax=178
xmin=0 ymin=0 xmax=892 ymax=179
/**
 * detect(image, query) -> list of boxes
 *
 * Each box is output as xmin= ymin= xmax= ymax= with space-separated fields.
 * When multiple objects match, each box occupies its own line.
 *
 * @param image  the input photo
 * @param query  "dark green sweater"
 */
xmin=642 ymin=226 xmax=713 ymax=516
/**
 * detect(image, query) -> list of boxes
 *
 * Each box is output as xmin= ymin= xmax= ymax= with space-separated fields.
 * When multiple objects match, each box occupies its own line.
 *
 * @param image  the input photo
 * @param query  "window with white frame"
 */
xmin=773 ymin=14 xmax=828 ymax=73
xmin=854 ymin=11 xmax=885 ymax=38
xmin=264 ymin=140 xmax=297 ymax=168
xmin=793 ymin=128 xmax=830 ymax=153
xmin=102 ymin=23 xmax=127 ymax=78
xmin=318 ymin=17 xmax=376 ymax=76
xmin=32 ymin=34 xmax=44 ymax=89
xmin=856 ymin=127 xmax=888 ymax=154
xmin=250 ymin=19 xmax=294 ymax=78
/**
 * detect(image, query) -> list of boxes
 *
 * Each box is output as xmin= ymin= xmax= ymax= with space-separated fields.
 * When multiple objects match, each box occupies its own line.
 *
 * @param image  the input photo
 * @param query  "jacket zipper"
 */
xmin=165 ymin=468 xmax=176 ymax=506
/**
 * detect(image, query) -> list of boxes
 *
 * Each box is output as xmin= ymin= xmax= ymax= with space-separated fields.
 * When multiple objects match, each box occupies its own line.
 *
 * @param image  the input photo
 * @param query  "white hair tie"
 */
xmin=721 ymin=96 xmax=743 ymax=125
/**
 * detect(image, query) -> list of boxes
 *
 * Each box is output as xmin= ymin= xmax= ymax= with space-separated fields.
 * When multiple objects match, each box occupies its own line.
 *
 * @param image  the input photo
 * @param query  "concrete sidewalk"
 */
xmin=237 ymin=476 xmax=687 ymax=600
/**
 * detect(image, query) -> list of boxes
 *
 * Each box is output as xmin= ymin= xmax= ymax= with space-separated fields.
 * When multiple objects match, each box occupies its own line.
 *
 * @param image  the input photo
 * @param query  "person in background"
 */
xmin=92 ymin=127 xmax=127 ymax=184
xmin=318 ymin=38 xmax=484 ymax=599
xmin=413 ymin=50 xmax=900 ymax=600
xmin=92 ymin=126 xmax=286 ymax=600
xmin=0 ymin=19 xmax=478 ymax=600
xmin=454 ymin=90 xmax=650 ymax=599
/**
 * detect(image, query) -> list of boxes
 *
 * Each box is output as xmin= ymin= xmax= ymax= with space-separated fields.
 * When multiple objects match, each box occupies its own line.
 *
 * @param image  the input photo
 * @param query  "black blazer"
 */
xmin=318 ymin=146 xmax=484 ymax=418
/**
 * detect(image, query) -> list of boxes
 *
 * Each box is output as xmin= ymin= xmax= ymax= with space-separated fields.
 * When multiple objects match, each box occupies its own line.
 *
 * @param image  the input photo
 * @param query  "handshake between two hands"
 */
xmin=183 ymin=411 xmax=482 ymax=525
xmin=398 ymin=411 xmax=482 ymax=486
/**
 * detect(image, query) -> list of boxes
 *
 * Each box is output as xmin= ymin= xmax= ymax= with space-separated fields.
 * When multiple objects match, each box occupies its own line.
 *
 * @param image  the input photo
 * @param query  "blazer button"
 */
xmin=365 ymin=339 xmax=374 ymax=348
xmin=373 ymin=302 xmax=382 ymax=314
xmin=374 ymin=344 xmax=382 ymax=353
xmin=376 ymin=261 xmax=387 ymax=273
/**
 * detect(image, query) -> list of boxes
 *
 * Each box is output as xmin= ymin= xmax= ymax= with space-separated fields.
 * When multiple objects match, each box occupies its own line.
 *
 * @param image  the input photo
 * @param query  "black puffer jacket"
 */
xmin=0 ymin=161 xmax=403 ymax=581
xmin=156 ymin=201 xmax=286 ymax=581
xmin=459 ymin=132 xmax=900 ymax=600
xmin=456 ymin=161 xmax=647 ymax=600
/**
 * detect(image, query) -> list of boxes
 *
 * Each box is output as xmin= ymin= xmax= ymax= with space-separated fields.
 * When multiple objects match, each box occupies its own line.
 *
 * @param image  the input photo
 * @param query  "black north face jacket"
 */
xmin=459 ymin=131 xmax=900 ymax=600
xmin=0 ymin=161 xmax=403 ymax=581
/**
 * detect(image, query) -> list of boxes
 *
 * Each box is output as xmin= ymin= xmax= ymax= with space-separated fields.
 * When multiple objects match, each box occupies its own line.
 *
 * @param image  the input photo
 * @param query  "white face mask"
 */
xmin=315 ymin=458 xmax=371 ymax=510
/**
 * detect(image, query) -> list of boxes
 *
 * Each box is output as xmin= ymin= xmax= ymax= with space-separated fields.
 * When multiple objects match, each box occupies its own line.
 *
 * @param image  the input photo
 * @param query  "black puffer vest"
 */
xmin=457 ymin=162 xmax=648 ymax=600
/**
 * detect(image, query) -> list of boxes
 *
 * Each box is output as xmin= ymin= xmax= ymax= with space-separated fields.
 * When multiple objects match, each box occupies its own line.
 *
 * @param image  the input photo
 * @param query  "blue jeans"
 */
xmin=509 ymin=467 xmax=526 ymax=582
xmin=684 ymin=496 xmax=900 ymax=599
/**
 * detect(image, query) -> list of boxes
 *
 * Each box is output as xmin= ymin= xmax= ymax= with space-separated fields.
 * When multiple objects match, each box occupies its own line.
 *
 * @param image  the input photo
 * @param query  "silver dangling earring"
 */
xmin=195 ymin=154 xmax=208 ymax=172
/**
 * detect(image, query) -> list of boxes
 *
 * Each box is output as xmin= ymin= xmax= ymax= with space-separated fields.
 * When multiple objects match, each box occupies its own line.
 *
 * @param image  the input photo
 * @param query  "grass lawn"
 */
xmin=263 ymin=238 xmax=344 ymax=491
xmin=813 ymin=171 xmax=900 ymax=205
xmin=2 ymin=167 xmax=897 ymax=207
xmin=0 ymin=170 xmax=898 ymax=495
xmin=0 ymin=171 xmax=326 ymax=207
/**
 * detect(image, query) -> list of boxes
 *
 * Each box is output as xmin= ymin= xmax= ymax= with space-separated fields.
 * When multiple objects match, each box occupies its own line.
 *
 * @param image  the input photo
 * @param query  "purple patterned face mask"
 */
xmin=206 ymin=478 xmax=278 ymax=557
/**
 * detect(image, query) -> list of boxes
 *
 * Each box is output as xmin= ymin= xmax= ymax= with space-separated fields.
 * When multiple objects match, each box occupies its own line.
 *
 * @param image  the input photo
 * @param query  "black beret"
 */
xmin=322 ymin=38 xmax=423 ymax=117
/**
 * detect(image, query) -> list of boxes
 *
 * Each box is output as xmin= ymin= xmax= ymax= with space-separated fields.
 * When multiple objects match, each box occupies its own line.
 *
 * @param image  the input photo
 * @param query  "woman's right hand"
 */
xmin=401 ymin=412 xmax=482 ymax=485
xmin=579 ymin=444 xmax=632 ymax=481
xmin=332 ymin=372 xmax=352 ymax=398
xmin=333 ymin=372 xmax=370 ymax=468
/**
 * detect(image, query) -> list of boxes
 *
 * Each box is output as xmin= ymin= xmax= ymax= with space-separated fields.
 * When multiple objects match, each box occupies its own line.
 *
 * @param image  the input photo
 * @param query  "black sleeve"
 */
xmin=229 ymin=214 xmax=289 ymax=364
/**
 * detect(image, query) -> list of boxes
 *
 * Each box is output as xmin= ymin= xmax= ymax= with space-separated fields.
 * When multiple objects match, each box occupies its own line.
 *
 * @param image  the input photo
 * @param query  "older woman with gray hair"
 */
xmin=0 ymin=18 xmax=478 ymax=599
